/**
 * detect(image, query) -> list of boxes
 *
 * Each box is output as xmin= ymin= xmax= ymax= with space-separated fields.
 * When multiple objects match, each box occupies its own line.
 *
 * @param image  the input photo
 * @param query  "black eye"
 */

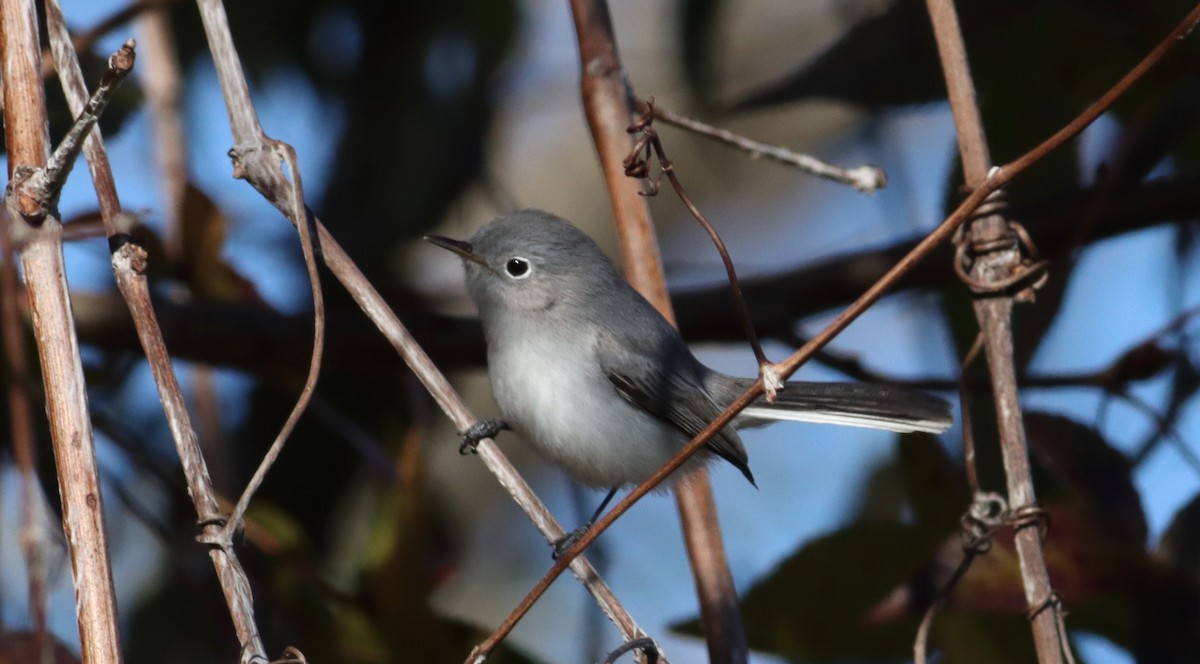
xmin=505 ymin=257 xmax=531 ymax=278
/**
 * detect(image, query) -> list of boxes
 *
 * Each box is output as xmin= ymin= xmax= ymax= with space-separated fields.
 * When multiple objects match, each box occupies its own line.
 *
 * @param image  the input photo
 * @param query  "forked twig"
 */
xmin=16 ymin=40 xmax=135 ymax=223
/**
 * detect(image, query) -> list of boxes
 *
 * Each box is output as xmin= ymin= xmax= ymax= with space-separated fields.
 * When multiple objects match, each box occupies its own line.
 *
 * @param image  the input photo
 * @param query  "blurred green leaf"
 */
xmin=1026 ymin=412 xmax=1147 ymax=546
xmin=935 ymin=613 xmax=1038 ymax=664
xmin=900 ymin=433 xmax=969 ymax=531
xmin=679 ymin=522 xmax=939 ymax=660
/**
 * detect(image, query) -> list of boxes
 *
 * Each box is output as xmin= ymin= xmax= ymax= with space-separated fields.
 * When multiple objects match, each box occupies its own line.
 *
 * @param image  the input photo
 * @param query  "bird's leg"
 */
xmin=552 ymin=486 xmax=619 ymax=559
xmin=458 ymin=418 xmax=509 ymax=455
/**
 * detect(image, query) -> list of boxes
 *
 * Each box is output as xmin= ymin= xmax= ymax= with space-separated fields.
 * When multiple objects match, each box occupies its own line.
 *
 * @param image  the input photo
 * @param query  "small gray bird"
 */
xmin=428 ymin=209 xmax=951 ymax=554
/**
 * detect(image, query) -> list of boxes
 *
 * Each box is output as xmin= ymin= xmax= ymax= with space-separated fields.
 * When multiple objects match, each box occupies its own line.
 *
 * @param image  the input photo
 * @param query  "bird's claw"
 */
xmin=458 ymin=418 xmax=509 ymax=455
xmin=551 ymin=525 xmax=589 ymax=559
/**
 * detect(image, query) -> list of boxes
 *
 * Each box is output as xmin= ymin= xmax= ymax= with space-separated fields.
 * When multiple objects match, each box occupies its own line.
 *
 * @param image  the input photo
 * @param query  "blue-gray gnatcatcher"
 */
xmin=428 ymin=209 xmax=951 ymax=553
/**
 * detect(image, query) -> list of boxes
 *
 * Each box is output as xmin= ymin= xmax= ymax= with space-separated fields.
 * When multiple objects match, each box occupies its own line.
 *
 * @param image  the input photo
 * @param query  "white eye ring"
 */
xmin=505 ymin=257 xmax=532 ymax=279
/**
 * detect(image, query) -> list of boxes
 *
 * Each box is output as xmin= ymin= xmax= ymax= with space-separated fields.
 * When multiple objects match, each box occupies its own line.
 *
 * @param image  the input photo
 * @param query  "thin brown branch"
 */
xmin=43 ymin=13 xmax=129 ymax=227
xmin=914 ymin=492 xmax=1005 ymax=664
xmin=43 ymin=3 xmax=269 ymax=655
xmin=1 ymin=0 xmax=122 ymax=659
xmin=190 ymin=0 xmax=657 ymax=654
xmin=134 ymin=5 xmax=231 ymax=492
xmin=25 ymin=41 xmax=135 ymax=222
xmin=112 ymin=235 xmax=268 ymax=657
xmin=569 ymin=1 xmax=744 ymax=663
xmin=568 ymin=0 xmax=668 ymax=307
xmin=221 ymin=144 xmax=324 ymax=538
xmin=925 ymin=0 xmax=1070 ymax=659
xmin=644 ymin=101 xmax=887 ymax=192
xmin=925 ymin=0 xmax=990 ymax=184
xmin=468 ymin=5 xmax=1200 ymax=657
xmin=968 ymin=126 xmax=1071 ymax=664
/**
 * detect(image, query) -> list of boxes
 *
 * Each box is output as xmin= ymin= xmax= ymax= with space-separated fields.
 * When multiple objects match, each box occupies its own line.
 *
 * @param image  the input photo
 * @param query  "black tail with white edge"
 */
xmin=717 ymin=378 xmax=954 ymax=434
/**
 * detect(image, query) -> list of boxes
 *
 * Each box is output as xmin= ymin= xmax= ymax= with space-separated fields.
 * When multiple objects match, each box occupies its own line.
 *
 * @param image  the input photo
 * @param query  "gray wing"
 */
xmin=594 ymin=330 xmax=755 ymax=486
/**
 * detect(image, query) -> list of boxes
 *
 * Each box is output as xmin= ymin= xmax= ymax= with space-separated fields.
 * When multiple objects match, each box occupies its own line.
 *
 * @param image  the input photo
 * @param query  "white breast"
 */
xmin=487 ymin=327 xmax=689 ymax=488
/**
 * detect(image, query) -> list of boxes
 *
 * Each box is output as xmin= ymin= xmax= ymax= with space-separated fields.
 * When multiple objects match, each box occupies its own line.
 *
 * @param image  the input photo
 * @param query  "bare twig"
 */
xmin=190 ymin=0 xmax=657 ymax=654
xmin=644 ymin=101 xmax=887 ymax=192
xmin=21 ymin=42 xmax=135 ymax=222
xmin=569 ymin=1 xmax=745 ymax=663
xmin=189 ymin=0 xmax=332 ymax=627
xmin=567 ymin=0 xmax=668 ymax=306
xmin=221 ymin=144 xmax=324 ymax=539
xmin=924 ymin=0 xmax=1070 ymax=660
xmin=42 ymin=2 xmax=269 ymax=656
xmin=468 ymin=5 xmax=1200 ymax=657
xmin=914 ymin=492 xmax=1006 ymax=664
xmin=1 ymin=0 xmax=122 ymax=659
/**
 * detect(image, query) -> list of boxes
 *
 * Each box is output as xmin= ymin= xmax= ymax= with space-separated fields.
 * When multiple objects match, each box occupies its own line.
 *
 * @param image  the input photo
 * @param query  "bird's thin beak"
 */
xmin=425 ymin=235 xmax=488 ymax=269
